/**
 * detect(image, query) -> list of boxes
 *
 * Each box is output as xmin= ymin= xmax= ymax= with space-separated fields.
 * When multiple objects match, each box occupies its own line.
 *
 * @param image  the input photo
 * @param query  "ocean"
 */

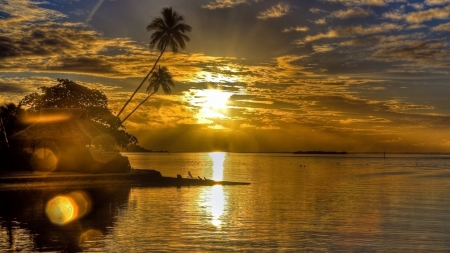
xmin=1 ymin=152 xmax=450 ymax=252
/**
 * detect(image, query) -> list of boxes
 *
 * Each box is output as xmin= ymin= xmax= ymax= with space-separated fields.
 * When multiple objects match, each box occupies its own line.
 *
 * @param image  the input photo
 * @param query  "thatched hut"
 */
xmin=11 ymin=108 xmax=103 ymax=149
xmin=9 ymin=108 xmax=130 ymax=173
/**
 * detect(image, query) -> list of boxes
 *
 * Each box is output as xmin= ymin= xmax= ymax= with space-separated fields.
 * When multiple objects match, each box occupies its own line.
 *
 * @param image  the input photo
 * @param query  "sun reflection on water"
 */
xmin=209 ymin=152 xmax=226 ymax=181
xmin=198 ymin=152 xmax=228 ymax=228
xmin=210 ymin=185 xmax=225 ymax=228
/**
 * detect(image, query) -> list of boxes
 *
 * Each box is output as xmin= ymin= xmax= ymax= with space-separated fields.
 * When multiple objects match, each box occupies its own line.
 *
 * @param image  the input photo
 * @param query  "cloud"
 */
xmin=431 ymin=21 xmax=450 ymax=31
xmin=0 ymin=0 xmax=67 ymax=26
xmin=0 ymin=83 xmax=28 ymax=94
xmin=339 ymin=116 xmax=391 ymax=124
xmin=201 ymin=0 xmax=259 ymax=9
xmin=302 ymin=23 xmax=403 ymax=43
xmin=330 ymin=8 xmax=373 ymax=19
xmin=323 ymin=0 xmax=404 ymax=7
xmin=340 ymin=37 xmax=381 ymax=46
xmin=256 ymin=3 xmax=291 ymax=20
xmin=408 ymin=3 xmax=424 ymax=10
xmin=382 ymin=5 xmax=405 ymax=20
xmin=312 ymin=44 xmax=334 ymax=53
xmin=0 ymin=76 xmax=58 ymax=104
xmin=425 ymin=0 xmax=450 ymax=6
xmin=405 ymin=5 xmax=450 ymax=23
xmin=314 ymin=18 xmax=327 ymax=25
xmin=310 ymin=8 xmax=327 ymax=14
xmin=282 ymin=26 xmax=309 ymax=33
xmin=373 ymin=39 xmax=450 ymax=68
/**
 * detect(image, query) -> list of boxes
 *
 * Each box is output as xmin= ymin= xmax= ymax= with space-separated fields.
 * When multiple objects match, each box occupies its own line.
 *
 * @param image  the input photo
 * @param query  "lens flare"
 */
xmin=79 ymin=229 xmax=103 ymax=245
xmin=45 ymin=196 xmax=75 ymax=225
xmin=30 ymin=148 xmax=58 ymax=172
xmin=45 ymin=191 xmax=91 ymax=225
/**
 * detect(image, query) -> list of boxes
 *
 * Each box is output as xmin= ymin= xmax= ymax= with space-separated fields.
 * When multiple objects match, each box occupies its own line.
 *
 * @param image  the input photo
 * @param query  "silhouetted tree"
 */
xmin=116 ymin=7 xmax=191 ymax=120
xmin=19 ymin=79 xmax=137 ymax=147
xmin=121 ymin=65 xmax=175 ymax=124
xmin=0 ymin=103 xmax=26 ymax=137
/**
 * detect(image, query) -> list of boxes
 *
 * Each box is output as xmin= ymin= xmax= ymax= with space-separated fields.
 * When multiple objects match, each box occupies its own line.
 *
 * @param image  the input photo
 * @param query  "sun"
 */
xmin=185 ymin=88 xmax=232 ymax=122
xmin=203 ymin=89 xmax=229 ymax=110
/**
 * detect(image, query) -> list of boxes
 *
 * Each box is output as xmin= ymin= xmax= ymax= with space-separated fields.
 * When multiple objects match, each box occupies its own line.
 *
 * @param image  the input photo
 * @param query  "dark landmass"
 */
xmin=293 ymin=151 xmax=348 ymax=154
xmin=121 ymin=144 xmax=168 ymax=153
xmin=0 ymin=169 xmax=250 ymax=189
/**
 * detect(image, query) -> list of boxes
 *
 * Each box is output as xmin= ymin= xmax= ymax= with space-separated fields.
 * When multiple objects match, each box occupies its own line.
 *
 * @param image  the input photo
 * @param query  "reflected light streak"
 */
xmin=210 ymin=185 xmax=225 ymax=228
xmin=45 ymin=191 xmax=91 ymax=225
xmin=209 ymin=152 xmax=226 ymax=181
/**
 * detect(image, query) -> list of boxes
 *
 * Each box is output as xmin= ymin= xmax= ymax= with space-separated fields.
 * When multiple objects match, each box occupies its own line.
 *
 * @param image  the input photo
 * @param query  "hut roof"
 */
xmin=11 ymin=108 xmax=103 ymax=144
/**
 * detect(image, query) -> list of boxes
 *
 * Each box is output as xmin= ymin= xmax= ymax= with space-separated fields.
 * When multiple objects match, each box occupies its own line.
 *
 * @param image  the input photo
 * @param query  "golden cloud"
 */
xmin=405 ymin=5 xmax=450 ymax=23
xmin=282 ymin=26 xmax=309 ymax=33
xmin=330 ymin=8 xmax=373 ymax=19
xmin=431 ymin=21 xmax=450 ymax=31
xmin=425 ymin=0 xmax=450 ymax=6
xmin=202 ymin=0 xmax=258 ymax=9
xmin=303 ymin=23 xmax=403 ymax=43
xmin=323 ymin=0 xmax=397 ymax=7
xmin=256 ymin=3 xmax=291 ymax=20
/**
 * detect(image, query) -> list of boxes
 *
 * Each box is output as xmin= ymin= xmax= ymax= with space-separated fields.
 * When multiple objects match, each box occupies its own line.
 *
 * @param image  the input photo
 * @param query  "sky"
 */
xmin=1 ymin=0 xmax=450 ymax=152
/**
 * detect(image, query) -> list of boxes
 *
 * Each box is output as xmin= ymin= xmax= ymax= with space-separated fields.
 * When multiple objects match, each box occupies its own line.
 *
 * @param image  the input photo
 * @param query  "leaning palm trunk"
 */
xmin=121 ymin=65 xmax=174 ymax=124
xmin=0 ymin=117 xmax=9 ymax=149
xmin=116 ymin=45 xmax=167 ymax=119
xmin=120 ymin=90 xmax=157 ymax=124
xmin=117 ymin=7 xmax=190 ymax=126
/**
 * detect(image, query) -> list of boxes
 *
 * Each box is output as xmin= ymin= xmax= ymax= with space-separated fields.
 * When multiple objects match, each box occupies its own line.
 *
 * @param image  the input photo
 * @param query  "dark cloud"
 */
xmin=373 ymin=39 xmax=450 ymax=66
xmin=0 ymin=82 xmax=28 ymax=93
xmin=46 ymin=56 xmax=117 ymax=74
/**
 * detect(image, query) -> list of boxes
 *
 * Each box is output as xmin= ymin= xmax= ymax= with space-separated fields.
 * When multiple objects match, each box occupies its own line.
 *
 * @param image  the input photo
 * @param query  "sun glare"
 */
xmin=185 ymin=88 xmax=233 ymax=122
xmin=204 ymin=89 xmax=229 ymax=110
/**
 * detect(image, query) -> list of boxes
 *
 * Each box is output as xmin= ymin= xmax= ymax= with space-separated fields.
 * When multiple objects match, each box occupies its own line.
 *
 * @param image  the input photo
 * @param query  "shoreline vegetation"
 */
xmin=0 ymin=7 xmax=191 ymax=176
xmin=121 ymin=144 xmax=168 ymax=153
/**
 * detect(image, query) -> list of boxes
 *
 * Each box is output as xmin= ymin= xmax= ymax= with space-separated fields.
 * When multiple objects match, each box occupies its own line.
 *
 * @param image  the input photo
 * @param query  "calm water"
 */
xmin=1 ymin=153 xmax=450 ymax=252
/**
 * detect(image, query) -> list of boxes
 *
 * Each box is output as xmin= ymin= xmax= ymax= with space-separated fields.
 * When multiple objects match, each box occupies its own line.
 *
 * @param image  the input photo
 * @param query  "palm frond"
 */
xmin=146 ymin=7 xmax=191 ymax=53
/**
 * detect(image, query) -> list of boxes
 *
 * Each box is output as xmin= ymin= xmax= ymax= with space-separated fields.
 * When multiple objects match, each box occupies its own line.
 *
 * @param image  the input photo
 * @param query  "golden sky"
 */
xmin=1 ymin=0 xmax=450 ymax=152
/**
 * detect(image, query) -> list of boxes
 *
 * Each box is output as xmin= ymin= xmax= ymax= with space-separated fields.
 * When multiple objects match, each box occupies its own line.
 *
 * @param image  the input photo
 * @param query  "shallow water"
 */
xmin=1 ymin=153 xmax=450 ymax=252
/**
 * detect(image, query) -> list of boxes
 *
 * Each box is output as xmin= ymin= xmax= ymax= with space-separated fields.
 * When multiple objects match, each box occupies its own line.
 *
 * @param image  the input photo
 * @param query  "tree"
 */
xmin=116 ymin=7 xmax=191 ymax=120
xmin=0 ymin=103 xmax=26 ymax=138
xmin=19 ymin=79 xmax=137 ymax=147
xmin=121 ymin=65 xmax=175 ymax=124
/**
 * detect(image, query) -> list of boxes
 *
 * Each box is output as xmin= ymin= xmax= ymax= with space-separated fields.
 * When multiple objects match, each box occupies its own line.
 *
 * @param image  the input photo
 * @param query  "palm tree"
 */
xmin=116 ymin=7 xmax=191 ymax=120
xmin=120 ymin=66 xmax=175 ymax=124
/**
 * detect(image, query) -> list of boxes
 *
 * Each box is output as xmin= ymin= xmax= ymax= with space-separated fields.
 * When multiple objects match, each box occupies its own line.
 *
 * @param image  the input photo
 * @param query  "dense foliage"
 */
xmin=1 ymin=79 xmax=136 ymax=173
xmin=18 ymin=78 xmax=137 ymax=147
